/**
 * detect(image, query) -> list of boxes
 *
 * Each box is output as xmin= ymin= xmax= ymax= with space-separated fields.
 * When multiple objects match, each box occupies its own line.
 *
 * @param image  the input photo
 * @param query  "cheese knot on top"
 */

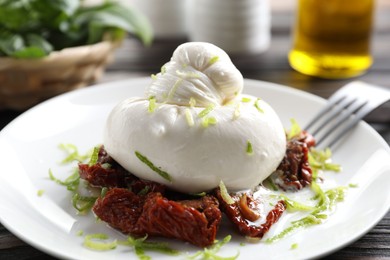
xmin=145 ymin=42 xmax=243 ymax=107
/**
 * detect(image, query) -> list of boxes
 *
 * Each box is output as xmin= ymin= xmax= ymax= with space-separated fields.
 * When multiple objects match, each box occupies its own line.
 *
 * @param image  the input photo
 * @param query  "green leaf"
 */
xmin=0 ymin=33 xmax=24 ymax=56
xmin=76 ymin=2 xmax=153 ymax=45
xmin=11 ymin=46 xmax=47 ymax=58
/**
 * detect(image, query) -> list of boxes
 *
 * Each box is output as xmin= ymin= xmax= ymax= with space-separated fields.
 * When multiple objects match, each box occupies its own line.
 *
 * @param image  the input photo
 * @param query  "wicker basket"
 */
xmin=0 ymin=40 xmax=120 ymax=110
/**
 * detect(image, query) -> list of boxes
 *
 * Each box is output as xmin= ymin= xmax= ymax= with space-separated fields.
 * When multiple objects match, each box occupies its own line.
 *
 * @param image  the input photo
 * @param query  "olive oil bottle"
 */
xmin=289 ymin=0 xmax=374 ymax=79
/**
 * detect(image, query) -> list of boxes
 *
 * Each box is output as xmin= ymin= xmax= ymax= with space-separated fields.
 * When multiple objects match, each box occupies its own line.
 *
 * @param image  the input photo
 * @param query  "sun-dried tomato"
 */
xmin=215 ymin=189 xmax=286 ymax=238
xmin=79 ymin=146 xmax=136 ymax=188
xmin=93 ymin=188 xmax=221 ymax=247
xmin=273 ymin=138 xmax=312 ymax=190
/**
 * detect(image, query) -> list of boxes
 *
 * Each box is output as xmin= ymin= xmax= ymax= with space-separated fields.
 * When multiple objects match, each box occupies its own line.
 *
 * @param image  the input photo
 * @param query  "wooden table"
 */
xmin=1 ymin=7 xmax=389 ymax=260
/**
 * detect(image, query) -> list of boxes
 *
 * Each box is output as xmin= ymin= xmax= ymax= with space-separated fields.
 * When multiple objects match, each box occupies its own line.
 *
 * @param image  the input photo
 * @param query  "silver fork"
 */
xmin=304 ymin=81 xmax=390 ymax=149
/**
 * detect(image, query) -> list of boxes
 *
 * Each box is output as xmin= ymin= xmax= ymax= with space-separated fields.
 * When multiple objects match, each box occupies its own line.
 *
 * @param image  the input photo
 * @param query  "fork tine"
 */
xmin=306 ymin=81 xmax=390 ymax=150
xmin=323 ymin=101 xmax=378 ymax=148
xmin=315 ymin=99 xmax=368 ymax=146
xmin=309 ymin=96 xmax=357 ymax=136
xmin=304 ymin=95 xmax=346 ymax=131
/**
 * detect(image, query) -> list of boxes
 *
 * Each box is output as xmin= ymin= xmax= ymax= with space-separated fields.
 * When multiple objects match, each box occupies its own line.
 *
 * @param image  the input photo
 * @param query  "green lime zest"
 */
xmin=209 ymin=55 xmax=220 ymax=65
xmin=37 ymin=189 xmax=45 ymax=197
xmin=188 ymin=235 xmax=239 ymax=260
xmin=161 ymin=64 xmax=167 ymax=74
xmin=89 ymin=146 xmax=100 ymax=166
xmin=191 ymin=192 xmax=207 ymax=197
xmin=83 ymin=233 xmax=117 ymax=251
xmin=72 ymin=193 xmax=97 ymax=215
xmin=148 ymin=96 xmax=157 ymax=113
xmin=198 ymin=104 xmax=215 ymax=118
xmin=219 ymin=181 xmax=235 ymax=205
xmin=100 ymin=187 xmax=108 ymax=198
xmin=349 ymin=183 xmax=358 ymax=188
xmin=254 ymin=98 xmax=264 ymax=113
xmin=185 ymin=108 xmax=195 ymax=127
xmin=241 ymin=97 xmax=251 ymax=103
xmin=201 ymin=116 xmax=217 ymax=128
xmin=279 ymin=195 xmax=315 ymax=212
xmin=58 ymin=143 xmax=91 ymax=164
xmin=151 ymin=74 xmax=157 ymax=80
xmin=266 ymin=213 xmax=322 ymax=243
xmin=176 ymin=70 xmax=201 ymax=79
xmin=265 ymin=178 xmax=278 ymax=191
xmin=137 ymin=186 xmax=150 ymax=196
xmin=287 ymin=118 xmax=301 ymax=140
xmin=118 ymin=235 xmax=180 ymax=258
xmin=49 ymin=168 xmax=80 ymax=192
xmin=189 ymin=97 xmax=197 ymax=107
xmin=233 ymin=102 xmax=242 ymax=120
xmin=135 ymin=151 xmax=172 ymax=182
xmin=246 ymin=140 xmax=253 ymax=155
xmin=309 ymin=148 xmax=341 ymax=174
xmin=167 ymin=79 xmax=183 ymax=102
xmin=291 ymin=243 xmax=299 ymax=250
xmin=267 ymin=182 xmax=347 ymax=243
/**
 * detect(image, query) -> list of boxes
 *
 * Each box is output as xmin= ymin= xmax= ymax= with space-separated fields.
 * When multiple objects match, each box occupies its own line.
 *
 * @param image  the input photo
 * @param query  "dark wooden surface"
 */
xmin=1 ymin=9 xmax=390 ymax=260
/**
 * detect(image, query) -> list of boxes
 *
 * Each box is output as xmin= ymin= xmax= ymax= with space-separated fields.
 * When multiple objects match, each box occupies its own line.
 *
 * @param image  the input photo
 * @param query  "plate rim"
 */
xmin=0 ymin=77 xmax=389 ymax=259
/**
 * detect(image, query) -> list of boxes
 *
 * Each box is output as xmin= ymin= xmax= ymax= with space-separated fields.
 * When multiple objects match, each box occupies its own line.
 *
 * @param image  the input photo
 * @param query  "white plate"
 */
xmin=0 ymin=78 xmax=389 ymax=260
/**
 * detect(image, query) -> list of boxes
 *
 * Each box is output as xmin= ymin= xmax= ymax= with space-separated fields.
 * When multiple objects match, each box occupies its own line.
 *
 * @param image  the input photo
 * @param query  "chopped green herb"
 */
xmin=185 ymin=108 xmax=195 ymax=127
xmin=291 ymin=243 xmax=299 ymax=250
xmin=198 ymin=104 xmax=215 ymax=118
xmin=209 ymin=55 xmax=219 ymax=65
xmin=148 ymin=96 xmax=157 ymax=113
xmin=240 ymin=242 xmax=246 ymax=246
xmin=349 ymin=183 xmax=358 ymax=188
xmin=76 ymin=230 xmax=84 ymax=236
xmin=135 ymin=151 xmax=172 ymax=182
xmin=254 ymin=98 xmax=264 ymax=113
xmin=219 ymin=181 xmax=235 ymax=205
xmin=246 ymin=140 xmax=254 ymax=155
xmin=83 ymin=233 xmax=117 ymax=251
xmin=37 ymin=189 xmax=45 ymax=197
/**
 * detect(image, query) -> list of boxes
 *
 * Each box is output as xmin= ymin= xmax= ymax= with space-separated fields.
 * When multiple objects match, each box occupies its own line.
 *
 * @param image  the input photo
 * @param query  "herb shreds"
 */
xmin=135 ymin=151 xmax=172 ymax=182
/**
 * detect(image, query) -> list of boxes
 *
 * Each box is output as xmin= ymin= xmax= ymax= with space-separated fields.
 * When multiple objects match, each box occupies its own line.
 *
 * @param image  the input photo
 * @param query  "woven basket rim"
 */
xmin=0 ymin=40 xmax=120 ymax=70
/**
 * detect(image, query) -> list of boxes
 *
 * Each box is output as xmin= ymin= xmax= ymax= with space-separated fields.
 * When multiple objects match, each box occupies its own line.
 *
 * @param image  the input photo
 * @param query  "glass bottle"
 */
xmin=289 ymin=0 xmax=374 ymax=79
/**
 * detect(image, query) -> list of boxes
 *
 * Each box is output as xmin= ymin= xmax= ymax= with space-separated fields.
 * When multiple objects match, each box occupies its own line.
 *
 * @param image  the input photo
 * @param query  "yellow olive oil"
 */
xmin=289 ymin=0 xmax=374 ymax=79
